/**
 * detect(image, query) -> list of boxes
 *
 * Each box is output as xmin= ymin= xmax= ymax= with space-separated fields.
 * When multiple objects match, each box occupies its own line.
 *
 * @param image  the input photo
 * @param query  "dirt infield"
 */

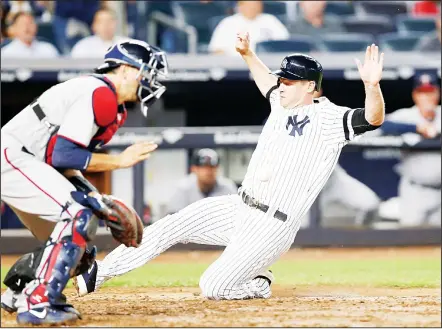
xmin=1 ymin=247 xmax=441 ymax=327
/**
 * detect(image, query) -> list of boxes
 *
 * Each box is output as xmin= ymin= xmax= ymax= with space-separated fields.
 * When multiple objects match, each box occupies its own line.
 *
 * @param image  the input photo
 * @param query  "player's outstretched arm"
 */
xmin=85 ymin=142 xmax=158 ymax=172
xmin=355 ymin=44 xmax=385 ymax=126
xmin=236 ymin=32 xmax=278 ymax=97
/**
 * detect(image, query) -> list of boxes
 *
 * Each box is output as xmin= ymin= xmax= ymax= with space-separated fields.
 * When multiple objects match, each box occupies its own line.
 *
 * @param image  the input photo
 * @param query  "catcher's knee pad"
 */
xmin=3 ymin=247 xmax=44 ymax=291
xmin=72 ymin=208 xmax=99 ymax=244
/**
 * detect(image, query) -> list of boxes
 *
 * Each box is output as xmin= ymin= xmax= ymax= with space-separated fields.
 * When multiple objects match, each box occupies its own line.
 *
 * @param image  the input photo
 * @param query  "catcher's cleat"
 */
xmin=1 ymin=288 xmax=19 ymax=313
xmin=254 ymin=269 xmax=274 ymax=286
xmin=16 ymin=305 xmax=80 ymax=325
xmin=73 ymin=261 xmax=98 ymax=296
xmin=1 ymin=288 xmax=70 ymax=314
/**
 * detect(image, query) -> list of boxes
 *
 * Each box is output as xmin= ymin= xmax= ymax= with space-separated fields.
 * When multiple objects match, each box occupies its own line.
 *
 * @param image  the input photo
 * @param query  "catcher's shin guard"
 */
xmin=22 ymin=209 xmax=98 ymax=308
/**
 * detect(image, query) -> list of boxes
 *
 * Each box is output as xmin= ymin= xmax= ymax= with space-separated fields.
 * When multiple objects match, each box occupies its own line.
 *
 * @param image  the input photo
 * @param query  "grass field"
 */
xmin=1 ymin=247 xmax=441 ymax=327
xmin=2 ymin=248 xmax=440 ymax=289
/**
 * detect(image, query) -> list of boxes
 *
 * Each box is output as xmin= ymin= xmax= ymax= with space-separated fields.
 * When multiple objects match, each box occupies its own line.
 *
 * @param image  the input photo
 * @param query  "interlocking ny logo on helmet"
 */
xmin=101 ymin=40 xmax=169 ymax=117
xmin=272 ymin=53 xmax=323 ymax=92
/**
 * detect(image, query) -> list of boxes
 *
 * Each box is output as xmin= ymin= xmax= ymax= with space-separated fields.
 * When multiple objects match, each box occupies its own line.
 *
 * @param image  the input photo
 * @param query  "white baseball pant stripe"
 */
xmin=96 ymin=195 xmax=297 ymax=299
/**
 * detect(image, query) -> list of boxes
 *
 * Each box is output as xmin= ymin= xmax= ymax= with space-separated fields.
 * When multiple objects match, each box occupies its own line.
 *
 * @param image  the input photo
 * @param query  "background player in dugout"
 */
xmin=73 ymin=34 xmax=386 ymax=300
xmin=0 ymin=40 xmax=168 ymax=324
xmin=378 ymin=72 xmax=441 ymax=227
xmin=165 ymin=148 xmax=238 ymax=215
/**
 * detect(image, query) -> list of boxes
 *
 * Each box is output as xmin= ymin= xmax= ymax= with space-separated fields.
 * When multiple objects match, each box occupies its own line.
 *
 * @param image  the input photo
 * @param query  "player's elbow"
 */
xmin=364 ymin=107 xmax=385 ymax=127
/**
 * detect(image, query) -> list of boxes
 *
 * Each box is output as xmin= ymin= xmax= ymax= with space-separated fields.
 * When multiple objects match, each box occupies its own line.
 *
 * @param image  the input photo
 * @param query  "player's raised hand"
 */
xmin=355 ymin=44 xmax=384 ymax=87
xmin=118 ymin=141 xmax=158 ymax=168
xmin=235 ymin=31 xmax=251 ymax=56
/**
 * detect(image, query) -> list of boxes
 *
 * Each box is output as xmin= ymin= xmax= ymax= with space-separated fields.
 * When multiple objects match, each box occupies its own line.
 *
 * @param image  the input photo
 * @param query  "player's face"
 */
xmin=238 ymin=1 xmax=263 ymax=19
xmin=412 ymin=88 xmax=440 ymax=120
xmin=194 ymin=166 xmax=218 ymax=186
xmin=119 ymin=66 xmax=143 ymax=102
xmin=92 ymin=10 xmax=117 ymax=41
xmin=13 ymin=14 xmax=37 ymax=44
xmin=278 ymin=78 xmax=315 ymax=108
xmin=300 ymin=0 xmax=326 ymax=18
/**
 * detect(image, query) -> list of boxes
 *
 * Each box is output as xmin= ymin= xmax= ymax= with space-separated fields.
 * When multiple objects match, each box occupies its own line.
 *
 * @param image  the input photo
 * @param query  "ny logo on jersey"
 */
xmin=286 ymin=115 xmax=310 ymax=137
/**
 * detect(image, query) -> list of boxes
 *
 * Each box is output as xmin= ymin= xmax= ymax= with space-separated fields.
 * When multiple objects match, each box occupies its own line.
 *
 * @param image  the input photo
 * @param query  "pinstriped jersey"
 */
xmin=241 ymin=87 xmax=360 ymax=225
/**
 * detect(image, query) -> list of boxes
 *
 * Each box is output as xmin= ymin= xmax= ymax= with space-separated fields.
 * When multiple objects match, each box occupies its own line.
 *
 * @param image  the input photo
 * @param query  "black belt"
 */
xmin=31 ymin=100 xmax=46 ymax=121
xmin=30 ymin=100 xmax=58 ymax=133
xmin=239 ymin=191 xmax=288 ymax=222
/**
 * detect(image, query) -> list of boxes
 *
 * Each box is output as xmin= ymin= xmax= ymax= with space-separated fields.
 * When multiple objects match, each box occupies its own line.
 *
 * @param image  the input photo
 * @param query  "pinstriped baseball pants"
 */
xmin=95 ymin=194 xmax=296 ymax=300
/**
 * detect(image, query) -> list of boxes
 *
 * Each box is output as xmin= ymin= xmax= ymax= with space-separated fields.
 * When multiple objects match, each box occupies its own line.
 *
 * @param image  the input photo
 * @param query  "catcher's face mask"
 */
xmin=136 ymin=50 xmax=168 ymax=117
xmin=101 ymin=40 xmax=169 ymax=117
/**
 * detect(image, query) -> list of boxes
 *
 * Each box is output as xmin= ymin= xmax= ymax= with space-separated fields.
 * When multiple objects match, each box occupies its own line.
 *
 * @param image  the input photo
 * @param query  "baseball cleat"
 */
xmin=1 ymin=288 xmax=19 ymax=313
xmin=255 ymin=269 xmax=274 ymax=285
xmin=1 ymin=288 xmax=70 ymax=314
xmin=16 ymin=306 xmax=80 ymax=325
xmin=73 ymin=260 xmax=98 ymax=296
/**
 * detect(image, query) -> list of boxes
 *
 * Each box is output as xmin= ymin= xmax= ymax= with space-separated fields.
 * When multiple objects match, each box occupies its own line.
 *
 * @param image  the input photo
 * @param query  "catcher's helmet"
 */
xmin=271 ymin=54 xmax=323 ymax=92
xmin=95 ymin=39 xmax=169 ymax=117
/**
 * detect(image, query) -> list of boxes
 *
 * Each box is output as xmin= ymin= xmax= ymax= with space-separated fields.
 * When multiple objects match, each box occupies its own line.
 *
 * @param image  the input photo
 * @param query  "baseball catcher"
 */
xmin=0 ymin=39 xmax=168 ymax=325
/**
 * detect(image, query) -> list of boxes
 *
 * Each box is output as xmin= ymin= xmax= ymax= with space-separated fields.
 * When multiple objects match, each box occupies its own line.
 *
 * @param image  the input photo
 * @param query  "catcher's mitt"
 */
xmin=101 ymin=195 xmax=144 ymax=248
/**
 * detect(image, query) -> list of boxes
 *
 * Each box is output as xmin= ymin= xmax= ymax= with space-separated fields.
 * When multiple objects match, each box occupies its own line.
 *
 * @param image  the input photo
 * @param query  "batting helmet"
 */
xmin=95 ymin=39 xmax=169 ymax=117
xmin=271 ymin=54 xmax=323 ymax=92
xmin=192 ymin=149 xmax=220 ymax=167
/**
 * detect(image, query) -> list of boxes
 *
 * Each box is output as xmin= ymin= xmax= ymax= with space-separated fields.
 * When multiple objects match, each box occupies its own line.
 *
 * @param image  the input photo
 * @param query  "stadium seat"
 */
xmin=357 ymin=1 xmax=408 ymax=18
xmin=36 ymin=21 xmax=57 ymax=46
xmin=342 ymin=15 xmax=397 ymax=36
xmin=148 ymin=0 xmax=175 ymax=17
xmin=276 ymin=14 xmax=288 ymax=25
xmin=396 ymin=15 xmax=437 ymax=34
xmin=324 ymin=2 xmax=356 ymax=17
xmin=255 ymin=38 xmax=317 ymax=53
xmin=320 ymin=33 xmax=375 ymax=52
xmin=174 ymin=1 xmax=227 ymax=45
xmin=378 ymin=32 xmax=423 ymax=51
xmin=263 ymin=1 xmax=287 ymax=16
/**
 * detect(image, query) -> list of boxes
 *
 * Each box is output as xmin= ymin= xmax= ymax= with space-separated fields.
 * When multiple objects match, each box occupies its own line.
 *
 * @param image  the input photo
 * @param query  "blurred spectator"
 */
xmin=416 ymin=16 xmax=441 ymax=52
xmin=379 ymin=73 xmax=441 ymax=227
xmin=165 ymin=149 xmax=238 ymax=215
xmin=1 ymin=11 xmax=59 ymax=58
xmin=52 ymin=0 xmax=101 ymax=54
xmin=412 ymin=0 xmax=440 ymax=16
xmin=70 ymin=7 xmax=127 ymax=58
xmin=208 ymin=0 xmax=289 ymax=55
xmin=1 ymin=4 xmax=9 ymax=42
xmin=143 ymin=203 xmax=153 ymax=226
xmin=288 ymin=1 xmax=344 ymax=37
xmin=2 ymin=0 xmax=48 ymax=24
